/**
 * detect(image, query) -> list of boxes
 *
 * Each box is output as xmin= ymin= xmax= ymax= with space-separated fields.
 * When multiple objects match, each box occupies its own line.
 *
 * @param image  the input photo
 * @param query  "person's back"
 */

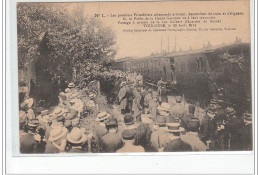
xmin=181 ymin=132 xmax=207 ymax=151
xmin=163 ymin=138 xmax=192 ymax=152
xmin=150 ymin=128 xmax=171 ymax=151
xmin=20 ymin=133 xmax=37 ymax=153
xmin=101 ymin=132 xmax=123 ymax=152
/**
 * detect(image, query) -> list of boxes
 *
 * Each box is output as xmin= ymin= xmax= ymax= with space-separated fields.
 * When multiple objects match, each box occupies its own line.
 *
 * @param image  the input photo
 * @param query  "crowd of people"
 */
xmin=19 ymin=71 xmax=253 ymax=154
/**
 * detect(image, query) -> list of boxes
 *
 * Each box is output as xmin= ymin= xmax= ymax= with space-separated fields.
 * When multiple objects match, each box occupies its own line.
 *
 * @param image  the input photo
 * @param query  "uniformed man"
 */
xmin=199 ymin=106 xmax=217 ymax=150
xmin=225 ymin=107 xmax=244 ymax=151
xmin=101 ymin=118 xmax=123 ymax=153
xmin=132 ymin=86 xmax=142 ymax=123
xmin=181 ymin=118 xmax=207 ymax=151
xmin=144 ymin=89 xmax=153 ymax=114
xmin=241 ymin=112 xmax=253 ymax=150
xmin=118 ymin=81 xmax=128 ymax=114
xmin=20 ymin=118 xmax=39 ymax=153
xmin=149 ymin=91 xmax=160 ymax=119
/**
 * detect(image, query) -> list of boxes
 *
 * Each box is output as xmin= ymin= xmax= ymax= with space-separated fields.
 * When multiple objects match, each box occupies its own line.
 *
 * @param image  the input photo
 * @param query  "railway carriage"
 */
xmin=115 ymin=42 xmax=251 ymax=111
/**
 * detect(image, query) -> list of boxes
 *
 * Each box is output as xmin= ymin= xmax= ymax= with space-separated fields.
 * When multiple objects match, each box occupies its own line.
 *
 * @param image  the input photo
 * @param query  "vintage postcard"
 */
xmin=17 ymin=0 xmax=252 ymax=154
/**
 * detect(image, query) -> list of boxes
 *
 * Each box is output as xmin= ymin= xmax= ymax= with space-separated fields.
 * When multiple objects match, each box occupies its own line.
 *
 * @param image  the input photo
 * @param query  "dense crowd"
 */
xmin=19 ymin=72 xmax=252 ymax=153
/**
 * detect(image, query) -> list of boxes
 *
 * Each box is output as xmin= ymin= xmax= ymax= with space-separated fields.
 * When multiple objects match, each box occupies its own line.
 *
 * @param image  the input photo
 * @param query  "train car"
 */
xmin=115 ymin=42 xmax=251 ymax=111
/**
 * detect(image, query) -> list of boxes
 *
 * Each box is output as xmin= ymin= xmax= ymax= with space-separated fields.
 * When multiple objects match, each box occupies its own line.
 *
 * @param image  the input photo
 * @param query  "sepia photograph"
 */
xmin=17 ymin=0 xmax=252 ymax=154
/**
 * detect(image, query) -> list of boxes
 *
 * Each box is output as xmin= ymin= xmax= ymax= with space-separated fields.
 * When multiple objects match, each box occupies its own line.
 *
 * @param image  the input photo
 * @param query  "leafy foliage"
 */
xmin=17 ymin=3 xmax=117 ymax=84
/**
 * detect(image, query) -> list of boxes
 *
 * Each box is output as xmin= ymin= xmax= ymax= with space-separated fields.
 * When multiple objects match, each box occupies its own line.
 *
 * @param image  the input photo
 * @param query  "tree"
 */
xmin=17 ymin=2 xmax=117 ymax=85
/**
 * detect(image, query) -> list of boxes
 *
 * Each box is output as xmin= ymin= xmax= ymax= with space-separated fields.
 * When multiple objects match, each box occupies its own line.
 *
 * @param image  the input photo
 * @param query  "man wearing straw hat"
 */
xmin=45 ymin=107 xmax=66 ymax=140
xmin=163 ymin=122 xmax=192 ymax=152
xmin=150 ymin=116 xmax=172 ymax=152
xmin=45 ymin=127 xmax=68 ymax=153
xmin=93 ymin=112 xmax=111 ymax=140
xmin=20 ymin=118 xmax=40 ymax=153
xmin=67 ymin=128 xmax=88 ymax=153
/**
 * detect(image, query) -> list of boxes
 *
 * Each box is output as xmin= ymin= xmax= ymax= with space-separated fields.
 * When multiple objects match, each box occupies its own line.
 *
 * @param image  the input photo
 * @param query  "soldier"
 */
xmin=132 ymin=86 xmax=142 ymax=123
xmin=163 ymin=123 xmax=192 ymax=152
xmin=150 ymin=116 xmax=172 ymax=152
xmin=181 ymin=105 xmax=196 ymax=131
xmin=157 ymin=78 xmax=164 ymax=95
xmin=199 ymin=106 xmax=217 ymax=150
xmin=225 ymin=107 xmax=244 ymax=151
xmin=144 ymin=89 xmax=153 ymax=114
xmin=149 ymin=91 xmax=160 ymax=119
xmin=241 ymin=113 xmax=253 ymax=150
xmin=101 ymin=118 xmax=123 ymax=153
xmin=160 ymin=83 xmax=168 ymax=103
xmin=20 ymin=118 xmax=39 ymax=153
xmin=181 ymin=118 xmax=207 ymax=151
xmin=118 ymin=81 xmax=128 ymax=114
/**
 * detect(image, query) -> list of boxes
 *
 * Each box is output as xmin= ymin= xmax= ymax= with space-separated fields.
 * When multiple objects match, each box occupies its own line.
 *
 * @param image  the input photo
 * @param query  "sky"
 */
xmin=60 ymin=0 xmax=250 ymax=59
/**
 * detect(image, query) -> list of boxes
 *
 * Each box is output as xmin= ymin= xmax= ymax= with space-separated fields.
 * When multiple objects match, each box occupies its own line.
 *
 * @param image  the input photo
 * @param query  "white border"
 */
xmin=5 ymin=0 xmax=257 ymax=174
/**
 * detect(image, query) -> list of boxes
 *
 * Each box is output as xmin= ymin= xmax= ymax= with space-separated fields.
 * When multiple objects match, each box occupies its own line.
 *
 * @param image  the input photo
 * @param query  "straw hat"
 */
xmin=89 ymin=93 xmax=96 ymax=99
xmin=96 ymin=112 xmax=111 ymax=122
xmin=41 ymin=110 xmax=49 ymax=115
xmin=24 ymin=98 xmax=34 ymax=108
xmin=67 ymin=128 xmax=87 ymax=144
xmin=27 ymin=118 xmax=39 ymax=129
xmin=49 ymin=127 xmax=67 ymax=142
xmin=157 ymin=102 xmax=171 ymax=112
xmin=19 ymin=110 xmax=27 ymax=124
xmin=53 ymin=107 xmax=64 ymax=117
xmin=166 ymin=123 xmax=185 ymax=133
xmin=68 ymin=82 xmax=75 ymax=88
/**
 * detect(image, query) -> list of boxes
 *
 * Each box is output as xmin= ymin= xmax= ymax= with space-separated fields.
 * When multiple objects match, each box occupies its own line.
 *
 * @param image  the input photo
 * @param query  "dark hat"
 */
xmin=188 ymin=118 xmax=200 ymax=132
xmin=56 ymin=115 xmax=65 ymax=122
xmin=124 ymin=114 xmax=134 ymax=125
xmin=106 ymin=118 xmax=118 ymax=127
xmin=225 ymin=107 xmax=236 ymax=116
xmin=242 ymin=112 xmax=252 ymax=121
xmin=155 ymin=116 xmax=166 ymax=126
xmin=207 ymin=106 xmax=216 ymax=115
xmin=28 ymin=118 xmax=39 ymax=130
xmin=121 ymin=129 xmax=136 ymax=140
xmin=188 ymin=105 xmax=195 ymax=113
xmin=175 ymin=96 xmax=182 ymax=103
